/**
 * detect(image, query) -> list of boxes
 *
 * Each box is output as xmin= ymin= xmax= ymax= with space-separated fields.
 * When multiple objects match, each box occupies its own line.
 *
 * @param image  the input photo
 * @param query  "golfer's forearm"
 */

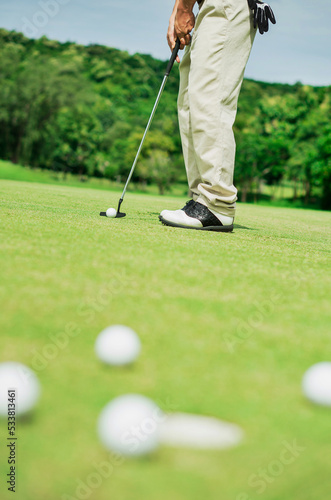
xmin=171 ymin=0 xmax=180 ymax=17
xmin=172 ymin=0 xmax=196 ymax=15
xmin=178 ymin=0 xmax=196 ymax=11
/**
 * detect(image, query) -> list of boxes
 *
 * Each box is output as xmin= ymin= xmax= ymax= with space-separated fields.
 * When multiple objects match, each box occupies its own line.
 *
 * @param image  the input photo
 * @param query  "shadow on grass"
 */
xmin=234 ymin=224 xmax=257 ymax=231
xmin=135 ymin=216 xmax=257 ymax=232
xmin=135 ymin=213 xmax=258 ymax=231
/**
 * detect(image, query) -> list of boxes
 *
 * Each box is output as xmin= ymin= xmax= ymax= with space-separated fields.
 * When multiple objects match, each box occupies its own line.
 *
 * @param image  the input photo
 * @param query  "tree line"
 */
xmin=0 ymin=29 xmax=330 ymax=209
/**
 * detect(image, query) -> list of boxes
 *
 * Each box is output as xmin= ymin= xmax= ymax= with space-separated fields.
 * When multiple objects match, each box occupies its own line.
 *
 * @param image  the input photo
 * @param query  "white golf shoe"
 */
xmin=159 ymin=201 xmax=234 ymax=232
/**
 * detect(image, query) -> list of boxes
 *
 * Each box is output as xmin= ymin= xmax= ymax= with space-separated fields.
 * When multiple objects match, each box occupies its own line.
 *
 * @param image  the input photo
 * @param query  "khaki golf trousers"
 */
xmin=178 ymin=0 xmax=256 ymax=217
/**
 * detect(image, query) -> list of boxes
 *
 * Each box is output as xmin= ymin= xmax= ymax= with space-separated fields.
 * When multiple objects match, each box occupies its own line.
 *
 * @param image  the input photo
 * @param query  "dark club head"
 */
xmin=99 ymin=198 xmax=126 ymax=219
xmin=99 ymin=211 xmax=126 ymax=218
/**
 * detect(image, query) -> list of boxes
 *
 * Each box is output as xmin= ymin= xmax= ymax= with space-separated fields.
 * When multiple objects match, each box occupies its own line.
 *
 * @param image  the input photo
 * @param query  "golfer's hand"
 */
xmin=174 ymin=7 xmax=195 ymax=50
xmin=167 ymin=0 xmax=195 ymax=62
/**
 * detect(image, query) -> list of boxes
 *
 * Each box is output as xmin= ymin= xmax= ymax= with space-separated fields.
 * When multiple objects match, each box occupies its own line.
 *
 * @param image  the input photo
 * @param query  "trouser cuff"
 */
xmin=196 ymin=196 xmax=236 ymax=218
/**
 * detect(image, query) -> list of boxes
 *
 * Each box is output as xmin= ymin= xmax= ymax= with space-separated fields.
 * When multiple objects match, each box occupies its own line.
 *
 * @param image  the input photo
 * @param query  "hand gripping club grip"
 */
xmin=165 ymin=38 xmax=181 ymax=76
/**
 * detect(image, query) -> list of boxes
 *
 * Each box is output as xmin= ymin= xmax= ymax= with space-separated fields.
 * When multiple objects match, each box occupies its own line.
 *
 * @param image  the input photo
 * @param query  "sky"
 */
xmin=1 ymin=0 xmax=331 ymax=86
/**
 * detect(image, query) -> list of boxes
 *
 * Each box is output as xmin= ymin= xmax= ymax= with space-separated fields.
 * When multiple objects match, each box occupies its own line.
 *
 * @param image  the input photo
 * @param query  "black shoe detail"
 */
xmin=181 ymin=199 xmax=195 ymax=213
xmin=185 ymin=202 xmax=230 ymax=228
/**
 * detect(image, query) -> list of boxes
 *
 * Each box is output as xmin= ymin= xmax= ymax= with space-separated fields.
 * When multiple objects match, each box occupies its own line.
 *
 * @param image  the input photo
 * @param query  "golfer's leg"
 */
xmin=178 ymin=44 xmax=201 ymax=200
xmin=189 ymin=0 xmax=255 ymax=218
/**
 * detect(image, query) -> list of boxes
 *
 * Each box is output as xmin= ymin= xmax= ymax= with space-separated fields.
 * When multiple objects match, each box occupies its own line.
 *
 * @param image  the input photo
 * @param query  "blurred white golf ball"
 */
xmin=0 ymin=362 xmax=41 ymax=416
xmin=302 ymin=362 xmax=331 ymax=406
xmin=106 ymin=208 xmax=117 ymax=218
xmin=97 ymin=394 xmax=164 ymax=456
xmin=95 ymin=325 xmax=141 ymax=366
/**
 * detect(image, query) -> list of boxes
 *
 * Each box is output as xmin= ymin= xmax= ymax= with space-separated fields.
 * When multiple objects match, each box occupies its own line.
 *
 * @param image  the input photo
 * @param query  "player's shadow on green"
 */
xmin=140 ymin=214 xmax=257 ymax=231
xmin=140 ymin=215 xmax=258 ymax=232
xmin=234 ymin=224 xmax=257 ymax=231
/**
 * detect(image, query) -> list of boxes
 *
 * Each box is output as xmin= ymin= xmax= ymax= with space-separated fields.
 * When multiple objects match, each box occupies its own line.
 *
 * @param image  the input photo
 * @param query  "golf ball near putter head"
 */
xmin=0 ymin=362 xmax=41 ymax=416
xmin=106 ymin=208 xmax=117 ymax=218
xmin=97 ymin=394 xmax=164 ymax=457
xmin=95 ymin=325 xmax=141 ymax=366
xmin=302 ymin=362 xmax=331 ymax=406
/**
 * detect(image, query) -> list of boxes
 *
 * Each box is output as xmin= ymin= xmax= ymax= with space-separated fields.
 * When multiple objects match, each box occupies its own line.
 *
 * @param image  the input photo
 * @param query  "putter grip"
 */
xmin=165 ymin=38 xmax=181 ymax=76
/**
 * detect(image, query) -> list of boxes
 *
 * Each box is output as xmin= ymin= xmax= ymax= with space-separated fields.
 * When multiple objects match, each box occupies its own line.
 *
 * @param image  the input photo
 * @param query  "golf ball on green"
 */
xmin=106 ymin=208 xmax=117 ymax=218
xmin=302 ymin=362 xmax=331 ymax=406
xmin=97 ymin=394 xmax=163 ymax=456
xmin=0 ymin=362 xmax=41 ymax=416
xmin=95 ymin=325 xmax=141 ymax=366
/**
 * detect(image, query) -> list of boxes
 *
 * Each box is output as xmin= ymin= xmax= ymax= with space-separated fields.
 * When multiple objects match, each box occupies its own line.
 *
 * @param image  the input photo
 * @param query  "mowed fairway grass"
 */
xmin=0 ymin=178 xmax=330 ymax=500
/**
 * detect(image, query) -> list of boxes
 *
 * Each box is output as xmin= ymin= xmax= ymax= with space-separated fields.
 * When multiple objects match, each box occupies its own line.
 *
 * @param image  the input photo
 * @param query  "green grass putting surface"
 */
xmin=0 ymin=179 xmax=330 ymax=500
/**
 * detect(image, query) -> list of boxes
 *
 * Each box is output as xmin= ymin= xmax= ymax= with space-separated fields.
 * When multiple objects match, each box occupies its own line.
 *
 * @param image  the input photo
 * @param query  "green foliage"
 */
xmin=52 ymin=107 xmax=106 ymax=177
xmin=0 ymin=29 xmax=330 ymax=208
xmin=235 ymin=81 xmax=331 ymax=207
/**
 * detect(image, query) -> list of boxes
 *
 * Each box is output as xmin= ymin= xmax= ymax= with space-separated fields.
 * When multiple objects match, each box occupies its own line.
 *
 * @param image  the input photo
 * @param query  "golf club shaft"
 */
xmin=120 ymin=75 xmax=168 ymax=199
xmin=119 ymin=39 xmax=180 ymax=202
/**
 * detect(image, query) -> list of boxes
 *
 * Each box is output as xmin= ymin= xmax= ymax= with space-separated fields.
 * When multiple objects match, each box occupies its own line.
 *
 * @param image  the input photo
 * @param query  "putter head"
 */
xmin=115 ymin=211 xmax=126 ymax=218
xmin=115 ymin=198 xmax=126 ymax=218
xmin=99 ymin=198 xmax=126 ymax=218
xmin=99 ymin=211 xmax=126 ymax=218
